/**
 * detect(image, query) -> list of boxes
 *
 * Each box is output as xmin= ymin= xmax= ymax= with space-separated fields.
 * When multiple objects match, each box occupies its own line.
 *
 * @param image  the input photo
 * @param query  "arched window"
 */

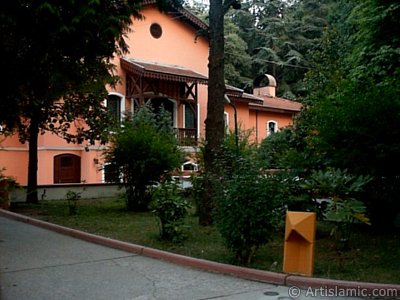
xmin=267 ymin=120 xmax=278 ymax=136
xmin=54 ymin=154 xmax=81 ymax=183
xmin=106 ymin=94 xmax=124 ymax=123
xmin=181 ymin=161 xmax=198 ymax=172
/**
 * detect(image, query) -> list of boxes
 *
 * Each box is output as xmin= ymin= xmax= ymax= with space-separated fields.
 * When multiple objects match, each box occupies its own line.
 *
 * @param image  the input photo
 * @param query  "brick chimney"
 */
xmin=253 ymin=74 xmax=276 ymax=98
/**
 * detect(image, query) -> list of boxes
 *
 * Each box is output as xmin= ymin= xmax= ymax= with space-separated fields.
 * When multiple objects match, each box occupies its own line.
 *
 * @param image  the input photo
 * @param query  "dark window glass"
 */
xmin=268 ymin=122 xmax=276 ymax=135
xmin=182 ymin=163 xmax=197 ymax=171
xmin=107 ymin=94 xmax=121 ymax=122
xmin=184 ymin=104 xmax=195 ymax=128
xmin=104 ymin=164 xmax=120 ymax=183
xmin=150 ymin=23 xmax=162 ymax=39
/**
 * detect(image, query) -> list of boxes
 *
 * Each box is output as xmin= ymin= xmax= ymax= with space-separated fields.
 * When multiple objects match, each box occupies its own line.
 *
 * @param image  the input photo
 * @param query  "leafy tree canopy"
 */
xmin=0 ymin=0 xmax=179 ymax=203
xmin=288 ymin=0 xmax=400 ymax=227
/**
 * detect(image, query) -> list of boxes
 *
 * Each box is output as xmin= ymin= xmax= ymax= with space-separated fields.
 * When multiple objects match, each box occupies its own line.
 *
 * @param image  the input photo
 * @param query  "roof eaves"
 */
xmin=121 ymin=57 xmax=208 ymax=84
xmin=140 ymin=0 xmax=208 ymax=31
xmin=249 ymin=102 xmax=301 ymax=113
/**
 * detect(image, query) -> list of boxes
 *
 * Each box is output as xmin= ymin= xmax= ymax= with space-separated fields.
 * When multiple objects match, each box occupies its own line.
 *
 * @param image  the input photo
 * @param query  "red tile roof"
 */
xmin=121 ymin=58 xmax=208 ymax=84
xmin=240 ymin=93 xmax=264 ymax=104
xmin=250 ymin=96 xmax=302 ymax=113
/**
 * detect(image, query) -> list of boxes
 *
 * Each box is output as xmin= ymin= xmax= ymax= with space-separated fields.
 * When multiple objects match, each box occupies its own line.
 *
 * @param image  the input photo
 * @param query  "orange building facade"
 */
xmin=0 ymin=2 xmax=301 ymax=187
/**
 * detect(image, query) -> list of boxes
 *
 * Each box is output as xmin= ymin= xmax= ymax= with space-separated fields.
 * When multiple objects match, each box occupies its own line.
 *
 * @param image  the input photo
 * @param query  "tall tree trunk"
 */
xmin=199 ymin=0 xmax=226 ymax=226
xmin=26 ymin=116 xmax=39 ymax=204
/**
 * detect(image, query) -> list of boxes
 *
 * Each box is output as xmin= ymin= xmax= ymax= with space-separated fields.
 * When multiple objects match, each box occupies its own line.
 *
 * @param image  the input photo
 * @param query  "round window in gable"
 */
xmin=150 ymin=23 xmax=162 ymax=39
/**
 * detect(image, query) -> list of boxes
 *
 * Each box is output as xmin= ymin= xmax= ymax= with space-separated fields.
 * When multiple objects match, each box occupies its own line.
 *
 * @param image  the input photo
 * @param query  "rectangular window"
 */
xmin=224 ymin=112 xmax=229 ymax=133
xmin=107 ymin=95 xmax=121 ymax=123
xmin=103 ymin=164 xmax=121 ymax=183
xmin=184 ymin=103 xmax=195 ymax=128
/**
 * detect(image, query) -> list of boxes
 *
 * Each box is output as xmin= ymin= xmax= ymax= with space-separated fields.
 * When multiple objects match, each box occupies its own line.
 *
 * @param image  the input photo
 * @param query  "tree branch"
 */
xmin=223 ymin=0 xmax=241 ymax=15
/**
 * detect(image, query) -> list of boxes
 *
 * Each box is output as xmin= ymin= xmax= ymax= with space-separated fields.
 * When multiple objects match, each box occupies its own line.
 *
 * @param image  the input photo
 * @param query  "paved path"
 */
xmin=0 ymin=215 xmax=368 ymax=300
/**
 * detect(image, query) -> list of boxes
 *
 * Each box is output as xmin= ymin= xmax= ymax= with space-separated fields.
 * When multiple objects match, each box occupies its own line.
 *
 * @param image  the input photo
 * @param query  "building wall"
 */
xmin=0 ymin=125 xmax=106 ymax=185
xmin=109 ymin=5 xmax=210 ymax=138
xmin=0 ymin=5 xmax=298 ymax=187
xmin=1 ymin=5 xmax=210 ymax=186
xmin=249 ymin=110 xmax=295 ymax=144
xmin=0 ymin=135 xmax=28 ymax=184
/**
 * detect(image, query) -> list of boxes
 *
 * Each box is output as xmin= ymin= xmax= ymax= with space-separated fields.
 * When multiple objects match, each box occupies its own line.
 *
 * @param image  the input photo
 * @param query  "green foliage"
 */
xmin=11 ymin=198 xmax=400 ymax=284
xmin=349 ymin=0 xmax=400 ymax=79
xmin=105 ymin=105 xmax=182 ymax=211
xmin=258 ymin=125 xmax=324 ymax=178
xmin=224 ymin=15 xmax=253 ymax=88
xmin=289 ymin=0 xmax=400 ymax=229
xmin=224 ymin=126 xmax=256 ymax=157
xmin=229 ymin=0 xmax=334 ymax=98
xmin=190 ymin=173 xmax=204 ymax=217
xmin=213 ymin=135 xmax=285 ymax=264
xmin=150 ymin=180 xmax=190 ymax=242
xmin=259 ymin=127 xmax=297 ymax=169
xmin=0 ymin=0 xmax=144 ymax=138
xmin=300 ymin=168 xmax=372 ymax=200
xmin=299 ymin=168 xmax=371 ymax=249
xmin=0 ymin=168 xmax=19 ymax=208
xmin=65 ymin=190 xmax=83 ymax=216
xmin=0 ymin=0 xmax=148 ymax=203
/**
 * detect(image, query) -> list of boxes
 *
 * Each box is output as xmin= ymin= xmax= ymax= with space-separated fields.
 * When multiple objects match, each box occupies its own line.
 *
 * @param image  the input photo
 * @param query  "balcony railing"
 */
xmin=175 ymin=128 xmax=197 ymax=146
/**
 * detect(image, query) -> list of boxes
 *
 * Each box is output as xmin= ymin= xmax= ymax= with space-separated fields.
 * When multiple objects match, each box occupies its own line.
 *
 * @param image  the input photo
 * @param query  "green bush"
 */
xmin=0 ymin=168 xmax=19 ymax=209
xmin=213 ymin=135 xmax=285 ymax=264
xmin=105 ymin=105 xmax=182 ymax=211
xmin=65 ymin=190 xmax=83 ymax=215
xmin=150 ymin=181 xmax=190 ymax=242
xmin=299 ymin=168 xmax=372 ymax=249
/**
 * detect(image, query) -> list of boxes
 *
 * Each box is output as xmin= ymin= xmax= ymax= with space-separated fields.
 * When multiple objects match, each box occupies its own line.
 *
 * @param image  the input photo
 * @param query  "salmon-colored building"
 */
xmin=0 ymin=1 xmax=301 ymax=188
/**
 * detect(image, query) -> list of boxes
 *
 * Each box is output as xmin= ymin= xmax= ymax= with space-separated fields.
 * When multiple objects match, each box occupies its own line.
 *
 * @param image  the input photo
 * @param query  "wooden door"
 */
xmin=54 ymin=154 xmax=81 ymax=183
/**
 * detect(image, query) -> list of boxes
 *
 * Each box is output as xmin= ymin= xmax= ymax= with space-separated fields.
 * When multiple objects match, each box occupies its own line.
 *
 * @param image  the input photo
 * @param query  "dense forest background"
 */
xmin=187 ymin=0 xmax=400 ymax=229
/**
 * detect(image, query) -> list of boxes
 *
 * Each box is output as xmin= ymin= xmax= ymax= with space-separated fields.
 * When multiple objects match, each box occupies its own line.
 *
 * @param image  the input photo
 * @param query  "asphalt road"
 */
xmin=0 ymin=215 xmax=366 ymax=300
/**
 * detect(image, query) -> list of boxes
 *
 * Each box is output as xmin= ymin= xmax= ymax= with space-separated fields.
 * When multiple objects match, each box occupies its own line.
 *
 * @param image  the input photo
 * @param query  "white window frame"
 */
xmin=267 ymin=120 xmax=278 ymax=136
xmin=101 ymin=162 xmax=123 ymax=183
xmin=224 ymin=111 xmax=229 ymax=133
xmin=181 ymin=161 xmax=199 ymax=172
xmin=183 ymin=103 xmax=195 ymax=129
xmin=106 ymin=92 xmax=125 ymax=123
xmin=197 ymin=103 xmax=200 ymax=139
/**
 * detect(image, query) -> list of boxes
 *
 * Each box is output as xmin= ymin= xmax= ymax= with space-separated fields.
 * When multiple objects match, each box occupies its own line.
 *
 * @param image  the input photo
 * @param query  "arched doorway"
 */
xmin=54 ymin=154 xmax=81 ymax=183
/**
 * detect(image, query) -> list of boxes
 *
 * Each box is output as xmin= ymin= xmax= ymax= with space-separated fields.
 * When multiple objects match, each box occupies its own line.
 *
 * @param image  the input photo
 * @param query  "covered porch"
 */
xmin=121 ymin=58 xmax=208 ymax=146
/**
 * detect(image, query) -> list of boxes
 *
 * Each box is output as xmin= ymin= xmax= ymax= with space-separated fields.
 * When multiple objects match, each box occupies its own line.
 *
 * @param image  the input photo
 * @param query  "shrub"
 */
xmin=105 ymin=105 xmax=182 ymax=211
xmin=299 ymin=168 xmax=372 ymax=249
xmin=65 ymin=190 xmax=83 ymax=215
xmin=150 ymin=181 xmax=190 ymax=242
xmin=0 ymin=168 xmax=19 ymax=209
xmin=213 ymin=135 xmax=285 ymax=264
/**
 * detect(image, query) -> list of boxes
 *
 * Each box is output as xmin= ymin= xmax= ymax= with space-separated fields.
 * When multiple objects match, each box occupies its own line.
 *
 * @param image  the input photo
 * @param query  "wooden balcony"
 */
xmin=175 ymin=128 xmax=197 ymax=146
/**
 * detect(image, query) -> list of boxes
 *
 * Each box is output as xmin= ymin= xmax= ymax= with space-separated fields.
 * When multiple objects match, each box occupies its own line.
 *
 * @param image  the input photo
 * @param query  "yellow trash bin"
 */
xmin=283 ymin=211 xmax=316 ymax=276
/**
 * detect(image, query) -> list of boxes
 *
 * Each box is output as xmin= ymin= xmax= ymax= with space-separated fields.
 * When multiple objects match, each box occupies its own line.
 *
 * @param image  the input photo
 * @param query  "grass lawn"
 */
xmin=10 ymin=197 xmax=400 ymax=285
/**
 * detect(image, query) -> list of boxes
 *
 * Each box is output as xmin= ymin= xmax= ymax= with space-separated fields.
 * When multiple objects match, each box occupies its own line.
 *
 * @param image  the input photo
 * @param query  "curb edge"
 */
xmin=1 ymin=209 xmax=399 ymax=292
